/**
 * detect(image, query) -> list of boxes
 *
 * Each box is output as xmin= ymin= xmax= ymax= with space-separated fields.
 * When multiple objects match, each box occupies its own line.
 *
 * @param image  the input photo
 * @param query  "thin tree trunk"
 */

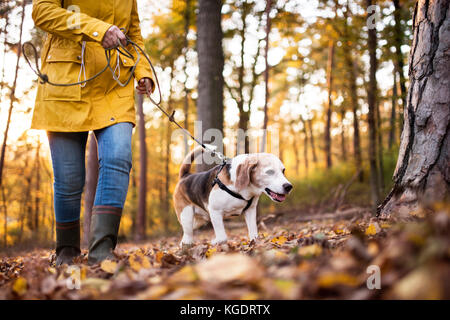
xmin=237 ymin=4 xmax=249 ymax=154
xmin=136 ymin=93 xmax=147 ymax=240
xmin=300 ymin=117 xmax=309 ymax=172
xmin=1 ymin=185 xmax=7 ymax=247
xmin=324 ymin=40 xmax=335 ymax=169
xmin=393 ymin=0 xmax=407 ymax=136
xmin=0 ymin=0 xmax=25 ymax=188
xmin=388 ymin=69 xmax=398 ymax=149
xmin=0 ymin=11 xmax=10 ymax=95
xmin=340 ymin=109 xmax=347 ymax=162
xmin=163 ymin=66 xmax=175 ymax=233
xmin=261 ymin=0 xmax=272 ymax=152
xmin=183 ymin=0 xmax=191 ymax=156
xmin=366 ymin=0 xmax=380 ymax=208
xmin=376 ymin=100 xmax=385 ymax=191
xmin=83 ymin=133 xmax=98 ymax=246
xmin=197 ymin=0 xmax=224 ymax=170
xmin=34 ymin=140 xmax=41 ymax=234
xmin=379 ymin=0 xmax=450 ymax=217
xmin=343 ymin=4 xmax=363 ymax=179
xmin=307 ymin=117 xmax=318 ymax=163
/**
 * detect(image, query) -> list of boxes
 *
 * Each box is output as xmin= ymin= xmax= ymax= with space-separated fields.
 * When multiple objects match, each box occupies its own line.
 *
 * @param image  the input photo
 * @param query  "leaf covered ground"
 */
xmin=1 ymin=205 xmax=449 ymax=300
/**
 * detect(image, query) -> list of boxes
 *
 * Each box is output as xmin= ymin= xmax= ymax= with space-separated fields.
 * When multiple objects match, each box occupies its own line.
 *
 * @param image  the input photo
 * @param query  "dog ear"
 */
xmin=235 ymin=157 xmax=258 ymax=190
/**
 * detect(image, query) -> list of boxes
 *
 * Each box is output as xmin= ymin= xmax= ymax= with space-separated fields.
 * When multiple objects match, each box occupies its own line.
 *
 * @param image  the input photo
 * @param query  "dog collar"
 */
xmin=212 ymin=162 xmax=254 ymax=213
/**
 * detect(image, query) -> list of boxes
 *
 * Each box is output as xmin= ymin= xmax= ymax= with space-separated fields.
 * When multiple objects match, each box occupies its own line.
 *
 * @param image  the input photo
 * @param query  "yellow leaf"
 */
xmin=317 ymin=272 xmax=359 ymax=288
xmin=129 ymin=252 xmax=151 ymax=272
xmin=100 ymin=260 xmax=117 ymax=274
xmin=12 ymin=277 xmax=27 ymax=296
xmin=205 ymin=248 xmax=217 ymax=258
xmin=271 ymin=236 xmax=288 ymax=245
xmin=365 ymin=224 xmax=377 ymax=236
xmin=47 ymin=267 xmax=57 ymax=274
xmin=298 ymin=244 xmax=322 ymax=257
xmin=155 ymin=251 xmax=164 ymax=263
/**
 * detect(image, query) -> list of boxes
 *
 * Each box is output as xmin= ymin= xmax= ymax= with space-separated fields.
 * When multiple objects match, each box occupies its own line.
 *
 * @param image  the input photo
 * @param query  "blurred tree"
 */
xmin=197 ymin=0 xmax=224 ymax=167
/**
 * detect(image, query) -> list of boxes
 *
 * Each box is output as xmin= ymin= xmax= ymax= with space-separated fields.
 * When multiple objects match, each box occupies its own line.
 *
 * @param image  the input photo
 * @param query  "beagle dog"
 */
xmin=173 ymin=146 xmax=293 ymax=246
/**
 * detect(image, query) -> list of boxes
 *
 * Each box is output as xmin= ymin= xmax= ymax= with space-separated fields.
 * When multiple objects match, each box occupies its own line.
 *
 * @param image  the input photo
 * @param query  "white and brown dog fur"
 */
xmin=173 ymin=146 xmax=293 ymax=246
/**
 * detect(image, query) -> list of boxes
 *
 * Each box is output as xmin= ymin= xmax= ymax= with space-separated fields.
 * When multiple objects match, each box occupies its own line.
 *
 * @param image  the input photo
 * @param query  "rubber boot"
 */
xmin=87 ymin=205 xmax=122 ymax=265
xmin=55 ymin=220 xmax=81 ymax=266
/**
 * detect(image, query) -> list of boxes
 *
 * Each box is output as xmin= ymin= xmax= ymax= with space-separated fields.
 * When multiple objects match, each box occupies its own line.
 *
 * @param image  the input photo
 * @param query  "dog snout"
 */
xmin=283 ymin=183 xmax=293 ymax=193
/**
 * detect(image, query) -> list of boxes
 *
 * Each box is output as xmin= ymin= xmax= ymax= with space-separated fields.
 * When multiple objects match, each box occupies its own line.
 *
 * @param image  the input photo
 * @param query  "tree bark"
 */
xmin=379 ymin=0 xmax=450 ymax=217
xmin=324 ymin=40 xmax=335 ymax=169
xmin=197 ymin=0 xmax=224 ymax=170
xmin=366 ymin=0 xmax=380 ymax=208
xmin=340 ymin=109 xmax=347 ymax=162
xmin=83 ymin=132 xmax=98 ymax=246
xmin=389 ymin=69 xmax=398 ymax=149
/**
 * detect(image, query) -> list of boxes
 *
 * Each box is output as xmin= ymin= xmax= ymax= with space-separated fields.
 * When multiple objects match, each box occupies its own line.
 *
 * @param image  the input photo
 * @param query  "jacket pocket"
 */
xmin=113 ymin=53 xmax=135 ymax=98
xmin=43 ymin=48 xmax=82 ymax=101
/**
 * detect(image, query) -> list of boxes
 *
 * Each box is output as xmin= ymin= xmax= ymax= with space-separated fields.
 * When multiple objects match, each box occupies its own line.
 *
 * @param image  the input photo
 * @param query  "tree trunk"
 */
xmin=344 ymin=1 xmax=363 ymax=180
xmin=83 ymin=132 xmax=98 ymax=246
xmin=366 ymin=0 xmax=380 ymax=208
xmin=340 ymin=109 xmax=347 ymax=162
xmin=0 ymin=0 xmax=25 ymax=188
xmin=136 ymin=93 xmax=147 ymax=240
xmin=162 ymin=66 xmax=175 ymax=233
xmin=261 ymin=0 xmax=272 ymax=152
xmin=197 ymin=0 xmax=224 ymax=170
xmin=183 ymin=0 xmax=191 ymax=156
xmin=388 ymin=69 xmax=398 ymax=149
xmin=1 ymin=185 xmax=7 ymax=247
xmin=34 ymin=140 xmax=41 ymax=234
xmin=300 ymin=117 xmax=309 ymax=173
xmin=307 ymin=117 xmax=318 ymax=163
xmin=379 ymin=0 xmax=450 ymax=217
xmin=324 ymin=40 xmax=335 ymax=169
xmin=376 ymin=100 xmax=385 ymax=191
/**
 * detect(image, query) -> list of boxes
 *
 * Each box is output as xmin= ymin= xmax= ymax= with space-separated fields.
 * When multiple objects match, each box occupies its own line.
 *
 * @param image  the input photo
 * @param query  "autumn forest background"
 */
xmin=0 ymin=0 xmax=417 ymax=249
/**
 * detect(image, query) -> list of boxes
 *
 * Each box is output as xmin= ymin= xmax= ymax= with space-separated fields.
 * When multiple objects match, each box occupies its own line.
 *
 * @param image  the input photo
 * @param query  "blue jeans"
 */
xmin=47 ymin=122 xmax=133 ymax=223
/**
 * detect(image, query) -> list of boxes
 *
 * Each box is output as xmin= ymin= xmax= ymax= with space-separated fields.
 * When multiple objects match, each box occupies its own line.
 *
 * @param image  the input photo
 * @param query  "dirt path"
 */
xmin=0 ymin=206 xmax=449 ymax=299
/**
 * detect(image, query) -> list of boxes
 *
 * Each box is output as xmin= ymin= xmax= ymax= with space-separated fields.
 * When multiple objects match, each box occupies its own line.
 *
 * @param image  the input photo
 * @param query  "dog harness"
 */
xmin=212 ymin=162 xmax=254 ymax=213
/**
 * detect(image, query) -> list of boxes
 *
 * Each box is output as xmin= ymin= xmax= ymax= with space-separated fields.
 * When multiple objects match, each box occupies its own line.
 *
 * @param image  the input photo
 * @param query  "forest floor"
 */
xmin=0 ymin=204 xmax=449 ymax=300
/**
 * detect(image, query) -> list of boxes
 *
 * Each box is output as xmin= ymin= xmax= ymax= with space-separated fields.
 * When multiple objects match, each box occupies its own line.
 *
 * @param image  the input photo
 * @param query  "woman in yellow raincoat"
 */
xmin=31 ymin=0 xmax=155 ymax=265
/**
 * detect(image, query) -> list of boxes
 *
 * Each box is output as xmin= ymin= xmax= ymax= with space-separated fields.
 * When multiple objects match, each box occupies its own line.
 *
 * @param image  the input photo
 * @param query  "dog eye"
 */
xmin=266 ymin=169 xmax=275 ymax=175
xmin=282 ymin=168 xmax=286 ymax=174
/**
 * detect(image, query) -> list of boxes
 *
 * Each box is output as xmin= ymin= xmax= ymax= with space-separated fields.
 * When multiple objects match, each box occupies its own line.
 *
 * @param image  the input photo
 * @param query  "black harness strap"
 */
xmin=212 ymin=162 xmax=254 ymax=213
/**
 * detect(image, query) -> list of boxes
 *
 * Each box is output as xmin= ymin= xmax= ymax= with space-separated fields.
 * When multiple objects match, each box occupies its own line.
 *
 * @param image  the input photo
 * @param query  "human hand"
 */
xmin=136 ymin=78 xmax=154 ymax=95
xmin=101 ymin=25 xmax=127 ymax=49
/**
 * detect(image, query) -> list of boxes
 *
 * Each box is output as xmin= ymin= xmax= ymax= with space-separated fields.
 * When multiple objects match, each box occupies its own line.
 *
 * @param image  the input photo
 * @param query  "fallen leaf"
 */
xmin=317 ymin=272 xmax=359 ymax=288
xmin=129 ymin=252 xmax=151 ymax=272
xmin=12 ymin=277 xmax=27 ymax=296
xmin=196 ymin=253 xmax=263 ymax=284
xmin=298 ymin=244 xmax=322 ymax=258
xmin=100 ymin=260 xmax=118 ymax=274
xmin=205 ymin=248 xmax=217 ymax=258
xmin=271 ymin=236 xmax=288 ymax=246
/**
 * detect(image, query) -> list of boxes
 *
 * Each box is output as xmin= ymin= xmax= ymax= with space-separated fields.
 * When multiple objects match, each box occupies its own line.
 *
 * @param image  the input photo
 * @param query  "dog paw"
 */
xmin=211 ymin=238 xmax=227 ymax=245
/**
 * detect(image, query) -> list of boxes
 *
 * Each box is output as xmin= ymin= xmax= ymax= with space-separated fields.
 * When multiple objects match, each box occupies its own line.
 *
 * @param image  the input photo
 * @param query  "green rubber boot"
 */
xmin=87 ymin=206 xmax=122 ymax=265
xmin=55 ymin=220 xmax=81 ymax=266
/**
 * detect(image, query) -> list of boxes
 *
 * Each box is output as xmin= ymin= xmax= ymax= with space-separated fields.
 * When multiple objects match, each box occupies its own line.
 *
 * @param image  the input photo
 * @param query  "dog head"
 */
xmin=234 ymin=153 xmax=293 ymax=202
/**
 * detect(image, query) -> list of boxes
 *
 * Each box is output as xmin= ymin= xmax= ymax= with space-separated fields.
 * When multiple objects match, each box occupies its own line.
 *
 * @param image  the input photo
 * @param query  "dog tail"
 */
xmin=179 ymin=144 xmax=217 ymax=178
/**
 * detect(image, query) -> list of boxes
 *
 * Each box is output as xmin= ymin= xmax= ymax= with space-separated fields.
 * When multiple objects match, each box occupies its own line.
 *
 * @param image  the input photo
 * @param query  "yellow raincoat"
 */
xmin=30 ymin=0 xmax=154 ymax=132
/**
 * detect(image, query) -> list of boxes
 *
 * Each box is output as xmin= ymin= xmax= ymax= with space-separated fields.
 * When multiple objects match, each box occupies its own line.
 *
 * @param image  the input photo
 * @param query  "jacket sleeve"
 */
xmin=32 ymin=0 xmax=112 ymax=43
xmin=127 ymin=0 xmax=155 ymax=91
